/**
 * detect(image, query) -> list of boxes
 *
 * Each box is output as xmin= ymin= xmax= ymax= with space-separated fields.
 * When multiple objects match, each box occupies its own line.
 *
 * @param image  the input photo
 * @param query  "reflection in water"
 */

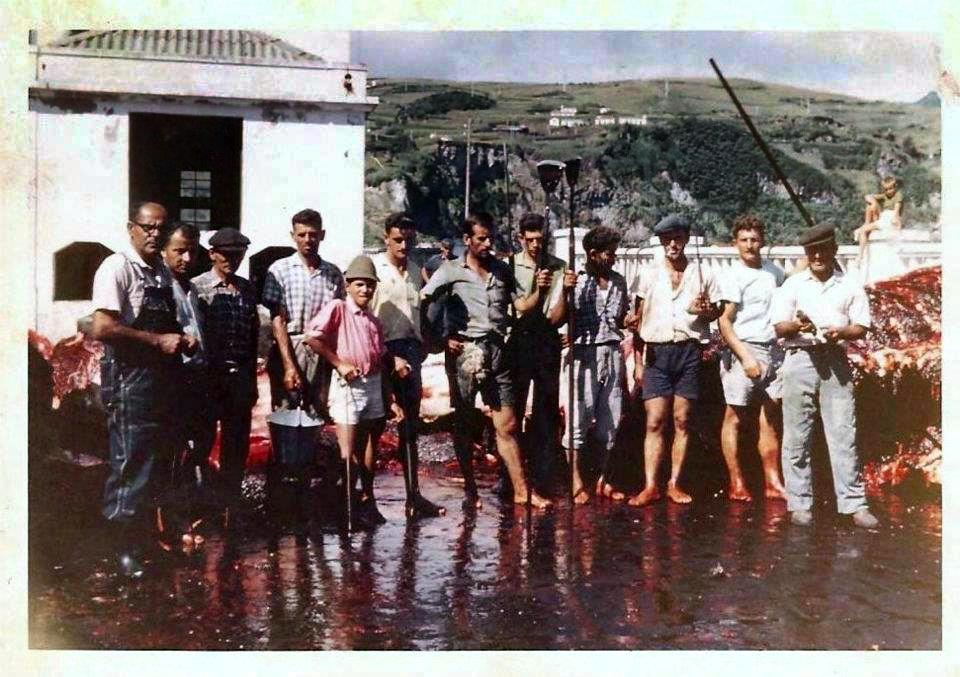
xmin=29 ymin=471 xmax=941 ymax=650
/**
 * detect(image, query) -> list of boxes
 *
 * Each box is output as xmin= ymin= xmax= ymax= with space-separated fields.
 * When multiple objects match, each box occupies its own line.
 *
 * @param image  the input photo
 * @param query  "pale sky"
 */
xmin=345 ymin=31 xmax=940 ymax=103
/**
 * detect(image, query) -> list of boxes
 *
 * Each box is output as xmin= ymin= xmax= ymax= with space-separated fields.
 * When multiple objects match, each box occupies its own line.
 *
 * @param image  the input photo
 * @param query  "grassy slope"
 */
xmin=365 ymin=77 xmax=940 ymax=240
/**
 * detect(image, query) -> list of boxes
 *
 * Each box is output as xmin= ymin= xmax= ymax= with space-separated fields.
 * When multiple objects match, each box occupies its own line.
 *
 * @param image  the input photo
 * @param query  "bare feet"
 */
xmin=596 ymin=479 xmax=625 ymax=501
xmin=514 ymin=491 xmax=553 ymax=509
xmin=764 ymin=484 xmax=787 ymax=501
xmin=667 ymin=480 xmax=693 ymax=504
xmin=572 ymin=484 xmax=591 ymax=505
xmin=627 ymin=485 xmax=661 ymax=507
xmin=728 ymin=483 xmax=753 ymax=502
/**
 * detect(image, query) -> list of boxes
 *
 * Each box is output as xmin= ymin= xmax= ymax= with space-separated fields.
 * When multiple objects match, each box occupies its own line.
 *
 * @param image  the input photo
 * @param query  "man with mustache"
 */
xmin=770 ymin=224 xmax=879 ymax=529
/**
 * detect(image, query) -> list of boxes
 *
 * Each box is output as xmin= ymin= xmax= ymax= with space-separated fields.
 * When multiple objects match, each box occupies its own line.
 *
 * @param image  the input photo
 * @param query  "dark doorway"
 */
xmin=129 ymin=113 xmax=242 ymax=231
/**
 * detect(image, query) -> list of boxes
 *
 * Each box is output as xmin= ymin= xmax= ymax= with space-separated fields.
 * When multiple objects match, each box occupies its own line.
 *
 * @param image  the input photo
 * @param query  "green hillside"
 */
xmin=363 ymin=77 xmax=941 ymax=247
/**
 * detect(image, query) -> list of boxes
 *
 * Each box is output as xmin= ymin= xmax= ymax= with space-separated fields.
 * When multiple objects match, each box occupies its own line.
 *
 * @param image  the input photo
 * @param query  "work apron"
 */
xmin=101 ymin=277 xmax=182 ymax=525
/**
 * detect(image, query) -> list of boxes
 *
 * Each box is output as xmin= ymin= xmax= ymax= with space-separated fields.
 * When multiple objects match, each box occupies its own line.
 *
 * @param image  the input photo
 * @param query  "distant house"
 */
xmin=493 ymin=124 xmax=529 ymax=134
xmin=618 ymin=115 xmax=648 ymax=126
xmin=550 ymin=106 xmax=578 ymax=117
xmin=594 ymin=115 xmax=616 ymax=126
xmin=599 ymin=106 xmax=610 ymax=114
xmin=28 ymin=29 xmax=378 ymax=340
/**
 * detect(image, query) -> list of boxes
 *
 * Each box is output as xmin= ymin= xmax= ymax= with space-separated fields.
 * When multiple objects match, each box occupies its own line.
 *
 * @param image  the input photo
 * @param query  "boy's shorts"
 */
xmin=719 ymin=341 xmax=784 ymax=407
xmin=328 ymin=371 xmax=385 ymax=425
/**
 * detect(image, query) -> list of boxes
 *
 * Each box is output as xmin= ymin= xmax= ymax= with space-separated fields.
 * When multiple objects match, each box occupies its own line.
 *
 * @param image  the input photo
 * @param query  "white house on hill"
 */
xmin=28 ymin=30 xmax=378 ymax=340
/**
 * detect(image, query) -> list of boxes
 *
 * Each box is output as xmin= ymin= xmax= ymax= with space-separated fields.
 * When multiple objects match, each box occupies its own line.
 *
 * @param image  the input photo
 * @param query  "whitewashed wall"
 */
xmin=30 ymin=101 xmax=368 ymax=341
xmin=241 ymin=111 xmax=366 ymax=271
xmin=32 ymin=110 xmax=130 ymax=339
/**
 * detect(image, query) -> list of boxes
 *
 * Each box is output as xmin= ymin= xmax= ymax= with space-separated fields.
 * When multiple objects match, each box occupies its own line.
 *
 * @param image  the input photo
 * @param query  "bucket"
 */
xmin=266 ymin=395 xmax=323 ymax=467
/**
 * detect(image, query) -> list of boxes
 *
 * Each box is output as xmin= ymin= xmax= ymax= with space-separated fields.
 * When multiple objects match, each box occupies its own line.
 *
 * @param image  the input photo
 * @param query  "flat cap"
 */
xmin=653 ymin=213 xmax=691 ymax=235
xmin=440 ymin=238 xmax=454 ymax=249
xmin=798 ymin=224 xmax=836 ymax=247
xmin=344 ymin=255 xmax=378 ymax=282
xmin=208 ymin=227 xmax=250 ymax=251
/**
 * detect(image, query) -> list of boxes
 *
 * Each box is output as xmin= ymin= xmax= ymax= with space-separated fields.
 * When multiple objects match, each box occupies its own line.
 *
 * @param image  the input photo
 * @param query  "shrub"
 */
xmin=406 ymin=90 xmax=496 ymax=119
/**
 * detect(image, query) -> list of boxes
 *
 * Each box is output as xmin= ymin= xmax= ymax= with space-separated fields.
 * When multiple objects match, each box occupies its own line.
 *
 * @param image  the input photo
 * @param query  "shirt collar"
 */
xmin=345 ymin=295 xmax=365 ymax=315
xmin=289 ymin=252 xmax=324 ymax=269
xmin=124 ymin=245 xmax=161 ymax=271
xmin=516 ymin=250 xmax=538 ymax=268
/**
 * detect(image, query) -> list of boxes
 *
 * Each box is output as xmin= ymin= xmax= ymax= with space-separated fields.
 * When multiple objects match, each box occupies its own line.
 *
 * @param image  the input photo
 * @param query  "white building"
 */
xmin=28 ymin=29 xmax=378 ymax=340
xmin=549 ymin=106 xmax=578 ymax=117
xmin=618 ymin=115 xmax=648 ymax=126
xmin=594 ymin=115 xmax=616 ymax=126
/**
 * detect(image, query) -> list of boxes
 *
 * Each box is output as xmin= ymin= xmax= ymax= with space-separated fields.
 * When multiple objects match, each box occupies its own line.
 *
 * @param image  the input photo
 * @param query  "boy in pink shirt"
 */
xmin=305 ymin=255 xmax=403 ymax=528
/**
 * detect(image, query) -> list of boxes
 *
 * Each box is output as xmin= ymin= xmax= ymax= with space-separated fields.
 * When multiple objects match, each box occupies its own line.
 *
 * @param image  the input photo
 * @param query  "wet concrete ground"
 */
xmin=29 ymin=436 xmax=940 ymax=651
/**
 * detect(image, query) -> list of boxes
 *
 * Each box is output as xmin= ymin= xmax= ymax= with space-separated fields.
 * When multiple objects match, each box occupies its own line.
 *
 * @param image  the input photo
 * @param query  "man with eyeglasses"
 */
xmin=89 ymin=202 xmax=198 ymax=577
xmin=368 ymin=212 xmax=445 ymax=519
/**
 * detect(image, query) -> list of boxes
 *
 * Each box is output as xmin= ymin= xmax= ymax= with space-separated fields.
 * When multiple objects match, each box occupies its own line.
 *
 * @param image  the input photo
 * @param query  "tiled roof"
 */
xmin=46 ymin=30 xmax=325 ymax=64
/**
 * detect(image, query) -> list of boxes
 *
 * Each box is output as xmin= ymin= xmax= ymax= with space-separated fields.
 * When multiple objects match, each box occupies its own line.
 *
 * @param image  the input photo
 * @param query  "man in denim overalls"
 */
xmin=90 ymin=202 xmax=199 ymax=577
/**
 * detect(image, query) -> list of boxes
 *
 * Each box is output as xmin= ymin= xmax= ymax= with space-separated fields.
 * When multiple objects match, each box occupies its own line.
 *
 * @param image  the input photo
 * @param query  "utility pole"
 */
xmin=664 ymin=79 xmax=669 ymax=99
xmin=464 ymin=117 xmax=472 ymax=219
xmin=503 ymin=140 xmax=510 ymax=233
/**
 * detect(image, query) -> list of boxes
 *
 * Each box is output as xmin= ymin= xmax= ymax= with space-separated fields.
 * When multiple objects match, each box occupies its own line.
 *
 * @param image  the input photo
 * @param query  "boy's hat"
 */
xmin=208 ymin=227 xmax=250 ymax=251
xmin=440 ymin=238 xmax=454 ymax=249
xmin=653 ymin=213 xmax=691 ymax=235
xmin=344 ymin=255 xmax=378 ymax=281
xmin=798 ymin=224 xmax=836 ymax=247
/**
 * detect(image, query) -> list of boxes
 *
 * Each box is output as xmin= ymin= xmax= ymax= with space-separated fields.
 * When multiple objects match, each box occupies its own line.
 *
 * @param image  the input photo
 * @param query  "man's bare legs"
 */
xmin=667 ymin=396 xmax=694 ymax=503
xmin=491 ymin=405 xmax=552 ymax=509
xmin=721 ymin=405 xmax=752 ymax=501
xmin=759 ymin=399 xmax=786 ymax=499
xmin=628 ymin=396 xmax=669 ymax=506
xmin=568 ymin=447 xmax=590 ymax=504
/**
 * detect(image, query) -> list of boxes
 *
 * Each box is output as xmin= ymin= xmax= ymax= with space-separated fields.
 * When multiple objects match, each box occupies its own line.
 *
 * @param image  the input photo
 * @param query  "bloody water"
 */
xmin=29 ymin=441 xmax=940 ymax=651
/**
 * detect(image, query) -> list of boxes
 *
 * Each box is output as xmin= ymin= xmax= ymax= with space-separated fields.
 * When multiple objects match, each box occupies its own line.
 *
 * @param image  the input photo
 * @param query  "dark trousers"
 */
xmin=386 ymin=338 xmax=425 ymax=498
xmin=510 ymin=332 xmax=561 ymax=492
xmin=100 ymin=356 xmax=174 ymax=525
xmin=208 ymin=365 xmax=257 ymax=507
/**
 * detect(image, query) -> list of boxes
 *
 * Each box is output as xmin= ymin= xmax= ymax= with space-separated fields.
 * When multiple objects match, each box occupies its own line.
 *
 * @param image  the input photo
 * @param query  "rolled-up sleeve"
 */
xmin=719 ymin=269 xmax=741 ymax=305
xmin=420 ymin=264 xmax=448 ymax=299
xmin=848 ymin=285 xmax=872 ymax=329
xmin=306 ymin=299 xmax=342 ymax=339
xmin=261 ymin=270 xmax=283 ymax=316
xmin=91 ymin=256 xmax=124 ymax=314
xmin=769 ymin=282 xmax=796 ymax=325
xmin=629 ymin=267 xmax=649 ymax=300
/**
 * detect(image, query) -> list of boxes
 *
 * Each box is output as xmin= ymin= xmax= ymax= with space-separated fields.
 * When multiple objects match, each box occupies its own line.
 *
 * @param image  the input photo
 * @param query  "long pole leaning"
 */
xmin=709 ymin=58 xmax=816 ymax=230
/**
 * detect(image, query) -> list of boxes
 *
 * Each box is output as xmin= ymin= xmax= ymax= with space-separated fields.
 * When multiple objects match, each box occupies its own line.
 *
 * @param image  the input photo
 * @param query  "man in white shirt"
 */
xmin=717 ymin=215 xmax=787 ymax=502
xmin=626 ymin=214 xmax=722 ymax=507
xmin=369 ymin=212 xmax=444 ymax=519
xmin=159 ymin=221 xmax=211 ymax=545
xmin=89 ymin=202 xmax=197 ymax=577
xmin=770 ymin=224 xmax=879 ymax=529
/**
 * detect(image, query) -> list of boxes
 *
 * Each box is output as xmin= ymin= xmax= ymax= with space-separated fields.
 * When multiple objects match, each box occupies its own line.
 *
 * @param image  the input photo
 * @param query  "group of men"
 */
xmin=88 ymin=200 xmax=878 ymax=578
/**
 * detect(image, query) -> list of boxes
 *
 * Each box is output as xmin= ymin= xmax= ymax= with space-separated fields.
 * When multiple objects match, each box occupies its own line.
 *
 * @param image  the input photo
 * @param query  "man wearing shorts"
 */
xmin=717 ymin=215 xmax=787 ymax=502
xmin=421 ymin=212 xmax=551 ymax=510
xmin=626 ymin=214 xmax=722 ymax=507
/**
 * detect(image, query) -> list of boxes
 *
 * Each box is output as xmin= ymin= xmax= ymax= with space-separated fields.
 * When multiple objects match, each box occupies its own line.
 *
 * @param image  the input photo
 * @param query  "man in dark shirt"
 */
xmin=192 ymin=228 xmax=260 ymax=526
xmin=421 ymin=238 xmax=455 ymax=282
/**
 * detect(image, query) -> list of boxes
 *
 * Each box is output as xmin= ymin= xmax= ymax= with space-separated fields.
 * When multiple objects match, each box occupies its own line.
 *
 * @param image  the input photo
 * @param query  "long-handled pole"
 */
xmin=562 ymin=159 xmax=581 ymax=503
xmin=709 ymin=58 xmax=816 ymax=230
